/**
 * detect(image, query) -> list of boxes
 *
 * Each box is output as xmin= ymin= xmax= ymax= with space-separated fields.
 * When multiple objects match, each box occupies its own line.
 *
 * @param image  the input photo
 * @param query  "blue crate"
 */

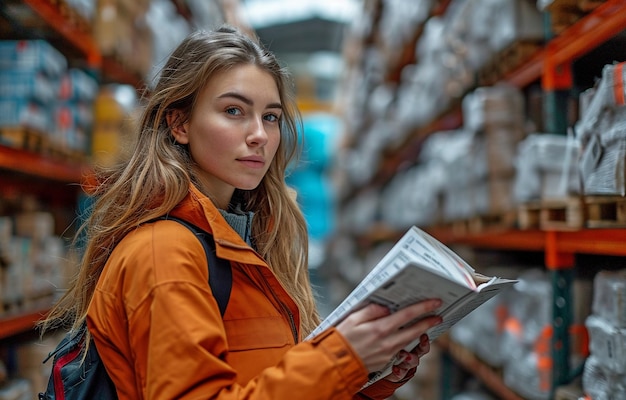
xmin=0 ymin=40 xmax=67 ymax=77
xmin=58 ymin=68 xmax=99 ymax=102
xmin=0 ymin=99 xmax=51 ymax=134
xmin=0 ymin=69 xmax=58 ymax=105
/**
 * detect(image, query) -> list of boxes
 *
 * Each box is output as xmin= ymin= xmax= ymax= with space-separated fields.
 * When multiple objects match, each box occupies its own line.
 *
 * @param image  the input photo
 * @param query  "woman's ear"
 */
xmin=166 ymin=110 xmax=190 ymax=144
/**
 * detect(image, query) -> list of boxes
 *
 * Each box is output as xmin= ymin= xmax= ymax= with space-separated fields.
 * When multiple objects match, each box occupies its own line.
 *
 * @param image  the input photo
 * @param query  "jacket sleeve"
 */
xmin=354 ymin=368 xmax=417 ymax=399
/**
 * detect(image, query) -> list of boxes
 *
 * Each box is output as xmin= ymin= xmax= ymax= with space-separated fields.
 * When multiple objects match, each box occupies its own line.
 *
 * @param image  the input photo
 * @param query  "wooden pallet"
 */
xmin=50 ymin=0 xmax=91 ymax=33
xmin=578 ymin=0 xmax=606 ymax=11
xmin=478 ymin=40 xmax=542 ymax=86
xmin=545 ymin=0 xmax=587 ymax=34
xmin=0 ymin=126 xmax=88 ymax=163
xmin=1 ymin=297 xmax=24 ymax=317
xmin=0 ymin=127 xmax=46 ymax=152
xmin=518 ymin=197 xmax=584 ymax=231
xmin=584 ymin=195 xmax=626 ymax=228
xmin=443 ymin=211 xmax=517 ymax=236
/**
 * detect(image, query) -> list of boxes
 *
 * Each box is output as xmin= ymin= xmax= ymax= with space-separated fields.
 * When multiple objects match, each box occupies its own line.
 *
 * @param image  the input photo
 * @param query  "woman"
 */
xmin=41 ymin=26 xmax=442 ymax=399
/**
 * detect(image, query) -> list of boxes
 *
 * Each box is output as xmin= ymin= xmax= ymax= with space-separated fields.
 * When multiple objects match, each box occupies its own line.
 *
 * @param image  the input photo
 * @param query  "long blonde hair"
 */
xmin=40 ymin=26 xmax=320 ymax=337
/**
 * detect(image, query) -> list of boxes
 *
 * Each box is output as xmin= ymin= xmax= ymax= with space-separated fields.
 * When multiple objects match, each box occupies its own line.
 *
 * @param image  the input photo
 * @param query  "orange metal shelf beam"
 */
xmin=22 ymin=0 xmax=102 ymax=67
xmin=504 ymin=49 xmax=544 ymax=88
xmin=0 ymin=309 xmax=48 ymax=339
xmin=551 ymin=229 xmax=626 ymax=257
xmin=0 ymin=145 xmax=88 ymax=183
xmin=430 ymin=228 xmax=626 ymax=258
xmin=429 ymin=228 xmax=546 ymax=252
xmin=546 ymin=0 xmax=626 ymax=68
xmin=505 ymin=0 xmax=626 ymax=89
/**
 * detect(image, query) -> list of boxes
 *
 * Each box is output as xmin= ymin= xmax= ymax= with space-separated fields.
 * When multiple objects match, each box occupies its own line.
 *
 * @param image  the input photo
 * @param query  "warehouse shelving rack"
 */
xmin=340 ymin=0 xmax=626 ymax=398
xmin=0 ymin=0 xmax=171 ymax=340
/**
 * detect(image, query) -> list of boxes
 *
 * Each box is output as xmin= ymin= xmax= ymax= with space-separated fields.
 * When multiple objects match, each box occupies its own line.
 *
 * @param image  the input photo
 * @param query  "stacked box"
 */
xmin=1 ymin=211 xmax=69 ymax=317
xmin=52 ymin=68 xmax=98 ymax=153
xmin=583 ymin=269 xmax=626 ymax=398
xmin=438 ymin=85 xmax=526 ymax=220
xmin=576 ymin=62 xmax=626 ymax=196
xmin=93 ymin=0 xmax=154 ymax=79
xmin=0 ymin=40 xmax=67 ymax=142
xmin=2 ymin=237 xmax=30 ymax=313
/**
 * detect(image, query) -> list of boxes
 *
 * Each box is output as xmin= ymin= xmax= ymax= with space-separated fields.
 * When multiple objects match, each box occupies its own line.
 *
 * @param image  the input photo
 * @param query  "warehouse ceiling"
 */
xmin=254 ymin=17 xmax=346 ymax=56
xmin=241 ymin=0 xmax=358 ymax=91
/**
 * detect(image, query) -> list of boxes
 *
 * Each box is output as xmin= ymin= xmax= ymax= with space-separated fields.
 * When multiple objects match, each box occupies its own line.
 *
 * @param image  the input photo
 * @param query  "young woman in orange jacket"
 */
xmin=40 ymin=26 xmax=442 ymax=399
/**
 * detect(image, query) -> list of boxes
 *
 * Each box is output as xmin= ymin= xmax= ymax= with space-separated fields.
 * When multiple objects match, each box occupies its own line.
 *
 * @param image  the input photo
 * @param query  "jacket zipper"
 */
xmin=281 ymin=300 xmax=299 ymax=344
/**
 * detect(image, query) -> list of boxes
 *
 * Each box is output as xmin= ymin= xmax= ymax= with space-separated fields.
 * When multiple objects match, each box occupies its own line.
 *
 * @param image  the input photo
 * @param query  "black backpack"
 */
xmin=39 ymin=216 xmax=232 ymax=400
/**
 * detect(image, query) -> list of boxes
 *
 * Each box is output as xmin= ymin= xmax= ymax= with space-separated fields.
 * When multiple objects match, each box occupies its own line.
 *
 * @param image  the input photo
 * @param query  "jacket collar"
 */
xmin=170 ymin=184 xmax=266 ymax=266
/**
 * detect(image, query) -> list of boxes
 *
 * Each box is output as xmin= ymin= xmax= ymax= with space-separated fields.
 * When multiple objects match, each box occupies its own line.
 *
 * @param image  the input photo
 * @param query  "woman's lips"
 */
xmin=238 ymin=156 xmax=265 ymax=169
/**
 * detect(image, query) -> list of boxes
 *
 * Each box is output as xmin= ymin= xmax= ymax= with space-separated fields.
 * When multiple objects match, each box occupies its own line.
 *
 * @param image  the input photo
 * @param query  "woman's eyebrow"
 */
xmin=218 ymin=92 xmax=282 ymax=110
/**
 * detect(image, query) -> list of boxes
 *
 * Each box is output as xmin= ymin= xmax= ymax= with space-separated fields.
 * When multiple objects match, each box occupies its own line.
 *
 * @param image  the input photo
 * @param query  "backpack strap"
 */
xmin=158 ymin=216 xmax=232 ymax=317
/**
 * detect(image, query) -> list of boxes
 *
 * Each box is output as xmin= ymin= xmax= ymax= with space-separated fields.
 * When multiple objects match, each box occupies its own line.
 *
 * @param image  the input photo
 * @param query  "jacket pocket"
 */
xmin=224 ymin=316 xmax=291 ymax=351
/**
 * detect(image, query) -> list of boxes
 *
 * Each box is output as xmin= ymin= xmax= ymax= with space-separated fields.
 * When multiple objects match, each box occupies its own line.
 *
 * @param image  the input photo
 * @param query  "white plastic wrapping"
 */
xmin=513 ymin=133 xmax=581 ymax=202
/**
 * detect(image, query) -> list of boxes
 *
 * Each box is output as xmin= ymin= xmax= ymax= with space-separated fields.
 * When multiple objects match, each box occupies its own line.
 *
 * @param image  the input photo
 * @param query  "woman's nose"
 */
xmin=247 ymin=117 xmax=269 ymax=146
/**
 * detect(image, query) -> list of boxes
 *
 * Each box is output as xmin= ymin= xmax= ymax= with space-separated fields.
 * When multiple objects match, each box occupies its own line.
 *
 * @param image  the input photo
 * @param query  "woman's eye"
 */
xmin=226 ymin=107 xmax=242 ymax=116
xmin=264 ymin=113 xmax=279 ymax=122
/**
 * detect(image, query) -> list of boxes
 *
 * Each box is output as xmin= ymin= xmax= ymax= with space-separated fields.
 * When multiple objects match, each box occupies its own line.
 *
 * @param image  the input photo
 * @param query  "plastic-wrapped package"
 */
xmin=339 ymin=189 xmax=380 ymax=234
xmin=378 ymin=0 xmax=432 ymax=56
xmin=380 ymin=163 xmax=446 ymax=229
xmin=0 ymin=99 xmax=50 ymax=133
xmin=501 ymin=269 xmax=553 ymax=400
xmin=592 ymin=270 xmax=626 ymax=328
xmin=58 ymin=68 xmax=99 ymax=102
xmin=463 ymin=84 xmax=525 ymax=134
xmin=479 ymin=0 xmax=543 ymax=53
xmin=0 ymin=40 xmax=67 ymax=78
xmin=582 ymin=355 xmax=626 ymax=400
xmin=513 ymin=133 xmax=581 ymax=202
xmin=580 ymin=135 xmax=626 ymax=196
xmin=585 ymin=315 xmax=626 ymax=374
xmin=581 ymin=270 xmax=626 ymax=398
xmin=450 ymin=295 xmax=508 ymax=367
xmin=145 ymin=0 xmax=191 ymax=85
xmin=394 ymin=61 xmax=450 ymax=129
xmin=0 ymin=69 xmax=57 ymax=105
xmin=576 ymin=62 xmax=626 ymax=144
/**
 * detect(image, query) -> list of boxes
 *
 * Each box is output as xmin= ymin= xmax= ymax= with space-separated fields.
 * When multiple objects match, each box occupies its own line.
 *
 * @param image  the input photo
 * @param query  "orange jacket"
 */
xmin=87 ymin=185 xmax=406 ymax=399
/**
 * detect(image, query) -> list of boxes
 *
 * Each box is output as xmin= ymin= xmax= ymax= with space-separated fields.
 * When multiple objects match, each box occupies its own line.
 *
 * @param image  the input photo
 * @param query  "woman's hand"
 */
xmin=384 ymin=333 xmax=431 ymax=382
xmin=335 ymin=300 xmax=442 ymax=375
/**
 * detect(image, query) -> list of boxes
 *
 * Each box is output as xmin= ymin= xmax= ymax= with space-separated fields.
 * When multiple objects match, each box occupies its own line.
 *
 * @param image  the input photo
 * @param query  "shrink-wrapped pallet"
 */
xmin=513 ymin=133 xmax=581 ymax=202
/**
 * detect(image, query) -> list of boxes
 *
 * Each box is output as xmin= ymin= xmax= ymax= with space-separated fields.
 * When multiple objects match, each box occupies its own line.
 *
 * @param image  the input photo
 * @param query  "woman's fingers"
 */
xmin=342 ymin=303 xmax=391 ymax=325
xmin=336 ymin=299 xmax=442 ymax=374
xmin=386 ymin=334 xmax=432 ymax=381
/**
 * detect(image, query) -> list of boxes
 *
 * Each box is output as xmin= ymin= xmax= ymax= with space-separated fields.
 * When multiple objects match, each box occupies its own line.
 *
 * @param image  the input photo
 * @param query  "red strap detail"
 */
xmin=52 ymin=341 xmax=84 ymax=400
xmin=614 ymin=62 xmax=625 ymax=106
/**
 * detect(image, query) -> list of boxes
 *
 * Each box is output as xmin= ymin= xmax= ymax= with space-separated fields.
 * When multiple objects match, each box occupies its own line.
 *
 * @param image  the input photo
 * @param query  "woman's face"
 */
xmin=171 ymin=64 xmax=282 ymax=208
